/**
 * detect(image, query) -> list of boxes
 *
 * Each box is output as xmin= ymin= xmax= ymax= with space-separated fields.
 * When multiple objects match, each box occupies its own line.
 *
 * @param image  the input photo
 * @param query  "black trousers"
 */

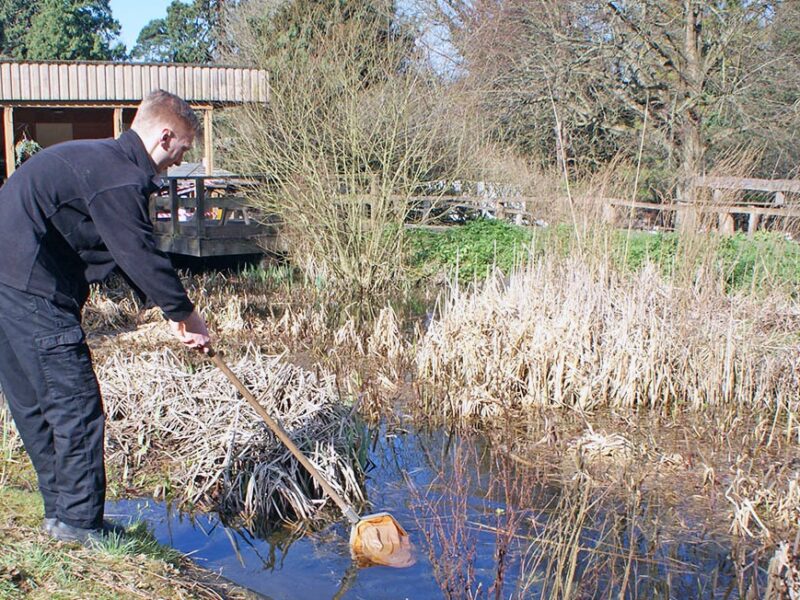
xmin=0 ymin=282 xmax=105 ymax=529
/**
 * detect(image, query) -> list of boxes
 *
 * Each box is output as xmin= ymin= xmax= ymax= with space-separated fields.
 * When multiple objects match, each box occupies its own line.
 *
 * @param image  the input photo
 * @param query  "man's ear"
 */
xmin=159 ymin=128 xmax=173 ymax=147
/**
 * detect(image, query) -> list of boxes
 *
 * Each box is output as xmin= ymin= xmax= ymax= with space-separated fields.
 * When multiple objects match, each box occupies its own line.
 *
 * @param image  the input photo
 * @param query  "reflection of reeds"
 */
xmin=409 ymin=442 xmax=483 ymax=599
xmin=97 ymin=348 xmax=366 ymax=526
xmin=406 ymin=429 xmax=768 ymax=599
xmin=519 ymin=477 xmax=596 ymax=599
xmin=416 ymin=257 xmax=799 ymax=421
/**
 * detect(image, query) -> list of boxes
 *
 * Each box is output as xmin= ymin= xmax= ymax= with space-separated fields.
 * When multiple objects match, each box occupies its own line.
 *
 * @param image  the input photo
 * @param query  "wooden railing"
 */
xmin=602 ymin=177 xmax=800 ymax=236
xmin=149 ymin=175 xmax=800 ymax=258
xmin=149 ymin=174 xmax=279 ymax=257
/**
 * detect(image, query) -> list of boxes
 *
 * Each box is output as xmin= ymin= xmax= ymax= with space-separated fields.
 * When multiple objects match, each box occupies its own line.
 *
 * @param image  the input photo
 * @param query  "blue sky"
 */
xmin=110 ymin=0 xmax=173 ymax=51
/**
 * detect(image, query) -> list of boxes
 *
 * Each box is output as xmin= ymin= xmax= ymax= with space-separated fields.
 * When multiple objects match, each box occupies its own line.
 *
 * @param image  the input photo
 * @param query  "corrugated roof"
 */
xmin=0 ymin=60 xmax=268 ymax=104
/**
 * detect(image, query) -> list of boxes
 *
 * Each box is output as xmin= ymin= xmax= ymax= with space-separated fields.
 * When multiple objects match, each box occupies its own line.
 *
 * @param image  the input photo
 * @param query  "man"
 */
xmin=0 ymin=89 xmax=211 ymax=544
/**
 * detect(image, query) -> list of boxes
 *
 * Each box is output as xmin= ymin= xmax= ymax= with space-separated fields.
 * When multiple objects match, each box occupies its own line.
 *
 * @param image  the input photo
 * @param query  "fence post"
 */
xmin=602 ymin=202 xmax=618 ymax=226
xmin=369 ymin=173 xmax=378 ymax=221
xmin=718 ymin=211 xmax=735 ymax=235
xmin=169 ymin=178 xmax=179 ymax=236
xmin=675 ymin=204 xmax=699 ymax=233
xmin=748 ymin=211 xmax=761 ymax=237
xmin=196 ymin=178 xmax=205 ymax=239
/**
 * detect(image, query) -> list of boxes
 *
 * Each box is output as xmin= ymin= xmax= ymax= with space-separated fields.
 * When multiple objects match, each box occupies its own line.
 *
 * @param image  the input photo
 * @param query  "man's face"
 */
xmin=154 ymin=127 xmax=194 ymax=173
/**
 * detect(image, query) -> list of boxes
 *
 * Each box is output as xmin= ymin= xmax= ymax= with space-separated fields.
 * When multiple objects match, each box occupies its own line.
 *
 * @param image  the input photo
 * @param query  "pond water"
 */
xmin=108 ymin=427 xmax=766 ymax=599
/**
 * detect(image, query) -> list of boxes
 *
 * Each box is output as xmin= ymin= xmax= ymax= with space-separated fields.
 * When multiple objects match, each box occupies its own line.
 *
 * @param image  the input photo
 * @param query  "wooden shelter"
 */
xmin=0 ymin=59 xmax=269 ymax=179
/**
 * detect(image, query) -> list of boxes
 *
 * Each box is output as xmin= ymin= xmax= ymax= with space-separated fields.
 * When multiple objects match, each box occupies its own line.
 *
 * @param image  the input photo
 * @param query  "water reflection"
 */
xmin=108 ymin=427 xmax=766 ymax=599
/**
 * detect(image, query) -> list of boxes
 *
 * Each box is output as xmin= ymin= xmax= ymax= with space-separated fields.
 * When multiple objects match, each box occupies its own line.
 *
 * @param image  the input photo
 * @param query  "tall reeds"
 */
xmin=416 ymin=248 xmax=799 ymax=423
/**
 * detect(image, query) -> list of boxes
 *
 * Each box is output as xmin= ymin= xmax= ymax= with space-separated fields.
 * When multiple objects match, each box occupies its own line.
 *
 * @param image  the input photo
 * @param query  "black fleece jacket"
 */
xmin=0 ymin=129 xmax=193 ymax=320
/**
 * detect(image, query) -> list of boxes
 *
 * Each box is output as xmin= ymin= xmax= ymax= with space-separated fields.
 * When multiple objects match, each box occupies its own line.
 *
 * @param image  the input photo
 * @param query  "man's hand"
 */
xmin=168 ymin=310 xmax=211 ymax=352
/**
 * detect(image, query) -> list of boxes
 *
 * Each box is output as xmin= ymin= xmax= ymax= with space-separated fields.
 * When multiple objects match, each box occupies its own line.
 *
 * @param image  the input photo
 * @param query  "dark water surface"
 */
xmin=107 ymin=427 xmax=765 ymax=599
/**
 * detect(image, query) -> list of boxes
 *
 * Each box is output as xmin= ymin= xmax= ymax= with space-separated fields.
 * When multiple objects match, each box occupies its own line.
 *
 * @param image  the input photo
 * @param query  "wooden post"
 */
xmin=775 ymin=191 xmax=785 ymax=206
xmin=747 ymin=211 xmax=761 ymax=237
xmin=369 ymin=173 xmax=378 ymax=221
xmin=602 ymin=202 xmax=618 ymax=226
xmin=204 ymin=108 xmax=213 ymax=175
xmin=196 ymin=178 xmax=205 ymax=239
xmin=113 ymin=107 xmax=124 ymax=138
xmin=718 ymin=212 xmax=735 ymax=235
xmin=4 ymin=106 xmax=14 ymax=178
xmin=169 ymin=178 xmax=179 ymax=236
xmin=676 ymin=204 xmax=699 ymax=233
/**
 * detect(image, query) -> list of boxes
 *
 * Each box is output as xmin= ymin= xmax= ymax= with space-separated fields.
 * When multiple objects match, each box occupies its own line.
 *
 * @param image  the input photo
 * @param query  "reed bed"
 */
xmin=96 ymin=347 xmax=366 ymax=526
xmin=416 ymin=257 xmax=800 ymax=422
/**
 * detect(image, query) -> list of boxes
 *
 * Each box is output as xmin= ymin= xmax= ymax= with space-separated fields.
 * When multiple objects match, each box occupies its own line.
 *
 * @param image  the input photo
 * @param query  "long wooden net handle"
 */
xmin=209 ymin=350 xmax=360 ymax=524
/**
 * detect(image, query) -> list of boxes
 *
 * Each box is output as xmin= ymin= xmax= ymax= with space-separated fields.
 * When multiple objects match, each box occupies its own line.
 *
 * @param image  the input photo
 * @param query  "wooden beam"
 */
xmin=606 ymin=198 xmax=800 ymax=218
xmin=203 ymin=107 xmax=213 ymax=175
xmin=113 ymin=107 xmax=124 ymax=138
xmin=694 ymin=175 xmax=800 ymax=195
xmin=3 ymin=106 xmax=14 ymax=178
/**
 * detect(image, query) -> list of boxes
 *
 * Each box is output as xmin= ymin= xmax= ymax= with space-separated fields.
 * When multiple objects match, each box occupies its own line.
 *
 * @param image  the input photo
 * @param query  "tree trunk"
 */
xmin=678 ymin=0 xmax=704 ymax=205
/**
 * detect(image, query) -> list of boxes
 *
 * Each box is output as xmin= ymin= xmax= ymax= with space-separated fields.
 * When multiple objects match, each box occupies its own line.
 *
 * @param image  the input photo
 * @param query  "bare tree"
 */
xmin=420 ymin=0 xmax=800 ymax=199
xmin=225 ymin=2 xmax=473 ymax=302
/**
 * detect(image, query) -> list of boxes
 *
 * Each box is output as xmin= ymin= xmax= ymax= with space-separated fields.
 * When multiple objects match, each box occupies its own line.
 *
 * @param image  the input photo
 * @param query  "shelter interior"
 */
xmin=1 ymin=105 xmax=195 ymax=182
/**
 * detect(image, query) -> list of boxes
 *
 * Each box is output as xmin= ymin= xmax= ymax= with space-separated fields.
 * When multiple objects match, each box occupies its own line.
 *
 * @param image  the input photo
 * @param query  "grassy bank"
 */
xmin=1 ymin=411 xmax=253 ymax=600
xmin=407 ymin=219 xmax=800 ymax=292
xmin=1 ymin=497 xmax=256 ymax=599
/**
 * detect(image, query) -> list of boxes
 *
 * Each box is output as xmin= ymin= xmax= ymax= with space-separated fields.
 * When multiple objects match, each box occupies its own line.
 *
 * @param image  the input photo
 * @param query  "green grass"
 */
xmin=238 ymin=262 xmax=297 ymax=288
xmin=715 ymin=231 xmax=800 ymax=291
xmin=92 ymin=521 xmax=182 ymax=563
xmin=0 ymin=486 xmax=226 ymax=599
xmin=407 ymin=219 xmax=534 ymax=282
xmin=406 ymin=219 xmax=800 ymax=293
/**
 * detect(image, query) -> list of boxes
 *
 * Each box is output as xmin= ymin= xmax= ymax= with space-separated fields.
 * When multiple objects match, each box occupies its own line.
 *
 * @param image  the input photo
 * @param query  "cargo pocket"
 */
xmin=36 ymin=325 xmax=99 ymax=402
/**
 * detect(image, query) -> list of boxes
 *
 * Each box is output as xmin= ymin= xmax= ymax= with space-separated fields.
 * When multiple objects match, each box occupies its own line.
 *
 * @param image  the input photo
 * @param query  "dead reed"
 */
xmin=416 ymin=257 xmax=800 ymax=423
xmin=765 ymin=540 xmax=800 ymax=600
xmin=97 ymin=347 xmax=366 ymax=526
xmin=0 ymin=396 xmax=25 ymax=486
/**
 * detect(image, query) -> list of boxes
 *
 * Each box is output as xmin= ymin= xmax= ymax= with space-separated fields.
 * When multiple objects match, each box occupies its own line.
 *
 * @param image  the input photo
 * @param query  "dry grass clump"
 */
xmin=726 ymin=468 xmax=800 ymax=539
xmin=766 ymin=541 xmax=800 ymax=600
xmin=416 ymin=257 xmax=800 ymax=422
xmin=82 ymin=280 xmax=145 ymax=332
xmin=97 ymin=348 xmax=366 ymax=526
xmin=566 ymin=429 xmax=636 ymax=470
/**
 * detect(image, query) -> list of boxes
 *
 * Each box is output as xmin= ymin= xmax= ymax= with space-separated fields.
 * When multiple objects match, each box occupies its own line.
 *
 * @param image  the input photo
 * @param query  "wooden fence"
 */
xmin=602 ymin=176 xmax=800 ymax=236
xmin=150 ymin=175 xmax=800 ymax=258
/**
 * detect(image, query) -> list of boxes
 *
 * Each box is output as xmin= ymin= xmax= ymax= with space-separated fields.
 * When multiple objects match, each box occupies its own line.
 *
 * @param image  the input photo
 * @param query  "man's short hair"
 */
xmin=133 ymin=89 xmax=202 ymax=138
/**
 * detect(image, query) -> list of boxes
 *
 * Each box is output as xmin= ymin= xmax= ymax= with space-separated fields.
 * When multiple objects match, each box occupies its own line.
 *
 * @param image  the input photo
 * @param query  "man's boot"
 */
xmin=50 ymin=520 xmax=106 ymax=546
